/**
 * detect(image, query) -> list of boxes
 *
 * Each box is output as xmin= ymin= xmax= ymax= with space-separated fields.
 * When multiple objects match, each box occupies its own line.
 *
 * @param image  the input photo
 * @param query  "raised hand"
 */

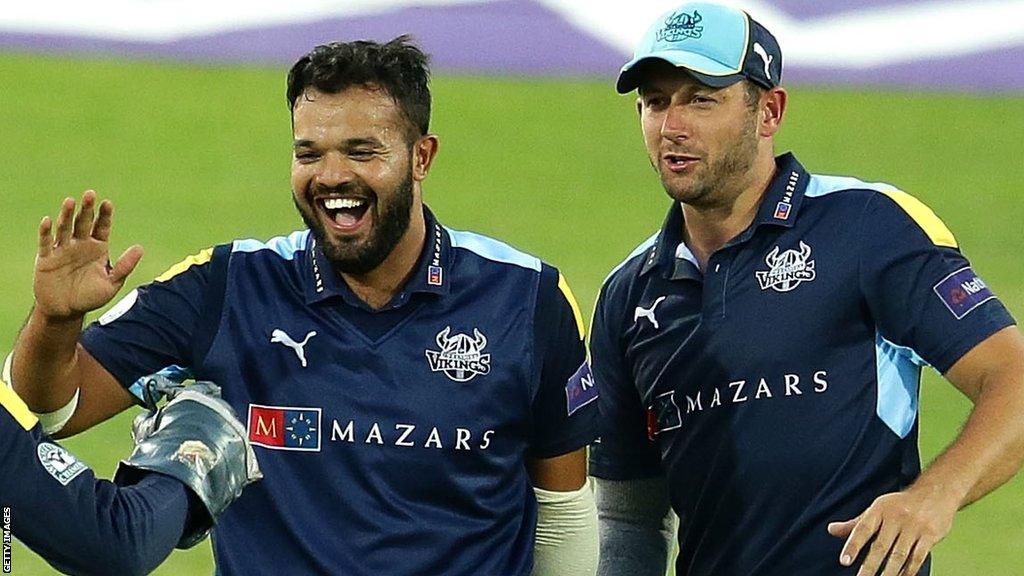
xmin=34 ymin=190 xmax=144 ymax=321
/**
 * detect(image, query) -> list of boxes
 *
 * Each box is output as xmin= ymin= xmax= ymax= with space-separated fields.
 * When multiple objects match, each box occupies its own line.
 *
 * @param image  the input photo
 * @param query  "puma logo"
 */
xmin=753 ymin=42 xmax=773 ymax=80
xmin=271 ymin=329 xmax=317 ymax=368
xmin=634 ymin=296 xmax=667 ymax=329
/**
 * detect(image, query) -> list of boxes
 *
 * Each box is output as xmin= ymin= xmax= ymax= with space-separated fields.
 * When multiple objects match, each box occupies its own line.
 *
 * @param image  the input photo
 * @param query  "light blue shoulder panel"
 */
xmin=603 ymin=231 xmax=660 ymax=285
xmin=446 ymin=228 xmax=541 ymax=272
xmin=875 ymin=333 xmax=929 ymax=439
xmin=232 ymin=230 xmax=310 ymax=260
xmin=805 ymin=174 xmax=895 ymax=198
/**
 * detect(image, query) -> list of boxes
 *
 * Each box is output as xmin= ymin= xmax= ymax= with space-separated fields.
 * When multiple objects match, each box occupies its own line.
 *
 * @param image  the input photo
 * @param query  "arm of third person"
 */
xmin=529 ymin=448 xmax=599 ymax=576
xmin=12 ymin=191 xmax=142 ymax=438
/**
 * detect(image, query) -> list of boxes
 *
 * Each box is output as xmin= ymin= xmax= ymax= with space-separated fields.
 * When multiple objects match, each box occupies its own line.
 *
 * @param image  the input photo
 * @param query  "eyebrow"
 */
xmin=292 ymin=137 xmax=385 ymax=149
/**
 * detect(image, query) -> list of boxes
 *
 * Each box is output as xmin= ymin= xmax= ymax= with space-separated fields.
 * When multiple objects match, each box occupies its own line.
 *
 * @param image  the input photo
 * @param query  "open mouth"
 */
xmin=317 ymin=196 xmax=373 ymax=233
xmin=663 ymin=154 xmax=699 ymax=173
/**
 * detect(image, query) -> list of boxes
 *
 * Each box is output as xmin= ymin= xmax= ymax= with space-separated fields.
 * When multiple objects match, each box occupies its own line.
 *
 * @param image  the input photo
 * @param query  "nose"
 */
xmin=660 ymin=103 xmax=691 ymax=143
xmin=313 ymin=151 xmax=356 ymax=189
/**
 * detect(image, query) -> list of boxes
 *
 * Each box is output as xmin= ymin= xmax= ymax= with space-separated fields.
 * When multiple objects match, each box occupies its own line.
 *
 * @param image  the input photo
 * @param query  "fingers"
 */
xmin=856 ymin=522 xmax=898 ymax=576
xmin=828 ymin=519 xmax=856 ymax=538
xmin=841 ymin=512 xmax=880 ymax=567
xmin=899 ymin=540 xmax=930 ymax=576
xmin=110 ymin=244 xmax=144 ymax=285
xmin=72 ymin=190 xmax=96 ymax=239
xmin=53 ymin=197 xmax=75 ymax=246
xmin=880 ymin=533 xmax=915 ymax=576
xmin=38 ymin=216 xmax=54 ymax=258
xmin=92 ymin=199 xmax=114 ymax=241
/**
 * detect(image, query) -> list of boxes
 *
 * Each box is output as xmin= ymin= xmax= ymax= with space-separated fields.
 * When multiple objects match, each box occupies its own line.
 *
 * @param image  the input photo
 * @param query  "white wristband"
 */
xmin=3 ymin=351 xmax=80 ymax=435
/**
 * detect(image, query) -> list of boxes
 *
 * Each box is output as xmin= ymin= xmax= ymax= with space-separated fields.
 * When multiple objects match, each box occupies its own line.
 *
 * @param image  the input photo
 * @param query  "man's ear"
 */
xmin=412 ymin=134 xmax=440 ymax=182
xmin=759 ymin=87 xmax=787 ymax=138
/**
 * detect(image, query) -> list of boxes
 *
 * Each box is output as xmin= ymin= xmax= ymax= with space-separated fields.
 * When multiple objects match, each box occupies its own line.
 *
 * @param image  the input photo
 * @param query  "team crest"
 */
xmin=425 ymin=326 xmax=491 ymax=382
xmin=756 ymin=241 xmax=817 ymax=292
xmin=37 ymin=442 xmax=88 ymax=486
xmin=656 ymin=10 xmax=703 ymax=42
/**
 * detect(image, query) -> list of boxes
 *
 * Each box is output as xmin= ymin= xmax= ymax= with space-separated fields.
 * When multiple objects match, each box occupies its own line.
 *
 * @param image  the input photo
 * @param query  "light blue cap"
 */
xmin=617 ymin=2 xmax=782 ymax=93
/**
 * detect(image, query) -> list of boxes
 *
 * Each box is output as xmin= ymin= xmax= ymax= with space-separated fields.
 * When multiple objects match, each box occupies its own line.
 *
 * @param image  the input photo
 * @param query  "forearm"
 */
xmin=913 ymin=369 xmax=1024 ymax=507
xmin=532 ymin=479 xmax=599 ymax=576
xmin=11 ymin=307 xmax=85 ymax=412
xmin=20 ymin=474 xmax=191 ymax=576
xmin=595 ymin=476 xmax=675 ymax=576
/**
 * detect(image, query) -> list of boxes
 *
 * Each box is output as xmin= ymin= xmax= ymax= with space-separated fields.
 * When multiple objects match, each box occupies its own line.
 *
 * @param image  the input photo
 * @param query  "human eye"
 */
xmin=294 ymin=150 xmax=320 ymax=163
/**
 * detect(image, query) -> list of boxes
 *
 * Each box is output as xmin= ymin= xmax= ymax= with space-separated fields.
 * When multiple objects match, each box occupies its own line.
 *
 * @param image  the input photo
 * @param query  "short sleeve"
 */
xmin=80 ymin=244 xmax=230 ymax=401
xmin=859 ymin=190 xmax=1016 ymax=373
xmin=528 ymin=265 xmax=599 ymax=459
xmin=588 ymin=278 xmax=663 ymax=480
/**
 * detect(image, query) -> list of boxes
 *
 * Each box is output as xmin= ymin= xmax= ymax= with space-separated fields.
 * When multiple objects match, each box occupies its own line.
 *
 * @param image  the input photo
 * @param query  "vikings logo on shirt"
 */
xmin=756 ymin=241 xmax=817 ymax=292
xmin=425 ymin=327 xmax=491 ymax=382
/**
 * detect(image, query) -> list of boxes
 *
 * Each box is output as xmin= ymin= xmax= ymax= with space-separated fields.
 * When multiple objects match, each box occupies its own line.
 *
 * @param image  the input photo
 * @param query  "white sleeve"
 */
xmin=532 ymin=478 xmax=599 ymax=576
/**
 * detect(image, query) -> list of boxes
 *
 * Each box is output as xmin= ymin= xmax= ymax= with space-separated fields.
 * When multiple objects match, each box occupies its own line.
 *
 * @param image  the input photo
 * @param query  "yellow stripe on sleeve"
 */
xmin=155 ymin=247 xmax=214 ymax=282
xmin=557 ymin=273 xmax=586 ymax=341
xmin=880 ymin=189 xmax=958 ymax=248
xmin=0 ymin=380 xmax=39 ymax=431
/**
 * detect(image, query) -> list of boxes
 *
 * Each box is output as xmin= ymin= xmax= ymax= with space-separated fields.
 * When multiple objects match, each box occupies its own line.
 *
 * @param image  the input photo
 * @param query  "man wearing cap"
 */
xmin=589 ymin=2 xmax=1024 ymax=575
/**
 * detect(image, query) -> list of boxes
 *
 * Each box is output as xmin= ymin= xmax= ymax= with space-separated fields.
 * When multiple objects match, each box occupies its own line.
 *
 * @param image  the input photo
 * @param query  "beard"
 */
xmin=294 ymin=172 xmax=415 ymax=275
xmin=658 ymin=112 xmax=760 ymax=207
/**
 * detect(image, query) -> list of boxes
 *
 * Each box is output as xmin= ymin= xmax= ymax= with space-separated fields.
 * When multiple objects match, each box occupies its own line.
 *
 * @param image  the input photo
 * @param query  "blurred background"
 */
xmin=1 ymin=0 xmax=1021 ymax=573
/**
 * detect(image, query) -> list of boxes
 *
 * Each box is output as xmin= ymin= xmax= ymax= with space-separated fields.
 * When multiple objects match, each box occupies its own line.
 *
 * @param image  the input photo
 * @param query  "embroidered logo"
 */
xmin=933 ymin=267 xmax=995 ymax=319
xmin=248 ymin=404 xmax=322 ymax=451
xmin=646 ymin=391 xmax=683 ymax=440
xmin=753 ymin=42 xmax=774 ymax=80
xmin=425 ymin=327 xmax=491 ymax=382
xmin=37 ymin=442 xmax=87 ymax=486
xmin=271 ymin=329 xmax=317 ymax=368
xmin=756 ymin=241 xmax=817 ymax=292
xmin=656 ymin=10 xmax=703 ymax=42
xmin=565 ymin=362 xmax=598 ymax=416
xmin=634 ymin=296 xmax=667 ymax=329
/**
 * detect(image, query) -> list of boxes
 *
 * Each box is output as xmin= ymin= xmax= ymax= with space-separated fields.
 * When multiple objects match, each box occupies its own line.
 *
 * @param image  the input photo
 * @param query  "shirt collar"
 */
xmin=640 ymin=153 xmax=810 ymax=278
xmin=304 ymin=205 xmax=452 ymax=306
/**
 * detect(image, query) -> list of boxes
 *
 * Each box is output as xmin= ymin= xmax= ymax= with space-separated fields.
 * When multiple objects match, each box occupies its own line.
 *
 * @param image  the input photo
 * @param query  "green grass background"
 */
xmin=0 ymin=53 xmax=1021 ymax=574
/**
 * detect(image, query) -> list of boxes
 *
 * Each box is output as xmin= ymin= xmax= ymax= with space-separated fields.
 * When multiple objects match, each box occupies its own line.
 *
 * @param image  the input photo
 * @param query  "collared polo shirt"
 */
xmin=589 ymin=153 xmax=1014 ymax=575
xmin=81 ymin=207 xmax=598 ymax=575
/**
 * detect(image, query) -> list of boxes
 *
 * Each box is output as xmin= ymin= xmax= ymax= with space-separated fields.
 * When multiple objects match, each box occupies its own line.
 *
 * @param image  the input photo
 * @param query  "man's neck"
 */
xmin=682 ymin=155 xmax=777 ymax=270
xmin=341 ymin=205 xmax=427 ymax=310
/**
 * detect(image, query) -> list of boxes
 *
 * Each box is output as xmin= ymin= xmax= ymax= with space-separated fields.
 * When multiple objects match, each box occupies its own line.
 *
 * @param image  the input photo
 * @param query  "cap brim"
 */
xmin=616 ymin=52 xmax=744 ymax=94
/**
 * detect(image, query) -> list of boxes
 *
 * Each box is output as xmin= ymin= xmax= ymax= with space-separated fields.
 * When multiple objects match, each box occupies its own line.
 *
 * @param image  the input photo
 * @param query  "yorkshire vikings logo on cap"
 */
xmin=657 ymin=10 xmax=704 ymax=41
xmin=425 ymin=326 xmax=491 ymax=382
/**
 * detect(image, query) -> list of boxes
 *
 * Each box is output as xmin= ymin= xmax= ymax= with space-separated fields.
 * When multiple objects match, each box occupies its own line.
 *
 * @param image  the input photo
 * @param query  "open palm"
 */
xmin=34 ymin=190 xmax=143 ymax=320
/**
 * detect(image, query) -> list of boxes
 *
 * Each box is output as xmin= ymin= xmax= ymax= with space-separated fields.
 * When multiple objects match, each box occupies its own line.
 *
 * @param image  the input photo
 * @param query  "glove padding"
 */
xmin=115 ymin=375 xmax=262 ymax=548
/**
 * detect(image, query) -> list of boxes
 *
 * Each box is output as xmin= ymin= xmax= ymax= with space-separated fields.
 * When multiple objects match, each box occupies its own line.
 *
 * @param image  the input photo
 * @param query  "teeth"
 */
xmin=323 ymin=198 xmax=365 ymax=210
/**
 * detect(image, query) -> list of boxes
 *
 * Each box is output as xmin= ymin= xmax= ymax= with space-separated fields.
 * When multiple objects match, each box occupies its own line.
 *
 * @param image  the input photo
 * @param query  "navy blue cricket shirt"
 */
xmin=589 ymin=154 xmax=1015 ymax=576
xmin=81 ymin=207 xmax=599 ymax=575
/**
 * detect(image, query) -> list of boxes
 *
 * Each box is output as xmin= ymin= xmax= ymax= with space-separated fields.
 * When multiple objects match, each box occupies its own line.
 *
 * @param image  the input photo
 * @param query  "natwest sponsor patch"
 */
xmin=565 ymin=362 xmax=597 ymax=416
xmin=248 ymin=404 xmax=322 ymax=451
xmin=933 ymin=267 xmax=995 ymax=320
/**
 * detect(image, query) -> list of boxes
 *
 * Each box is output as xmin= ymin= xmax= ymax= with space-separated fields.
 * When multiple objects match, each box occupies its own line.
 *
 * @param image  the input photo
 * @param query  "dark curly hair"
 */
xmin=287 ymin=35 xmax=431 ymax=140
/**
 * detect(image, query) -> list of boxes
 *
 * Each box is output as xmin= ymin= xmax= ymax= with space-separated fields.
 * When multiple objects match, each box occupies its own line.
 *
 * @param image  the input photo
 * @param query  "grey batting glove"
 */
xmin=115 ymin=376 xmax=262 ymax=548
